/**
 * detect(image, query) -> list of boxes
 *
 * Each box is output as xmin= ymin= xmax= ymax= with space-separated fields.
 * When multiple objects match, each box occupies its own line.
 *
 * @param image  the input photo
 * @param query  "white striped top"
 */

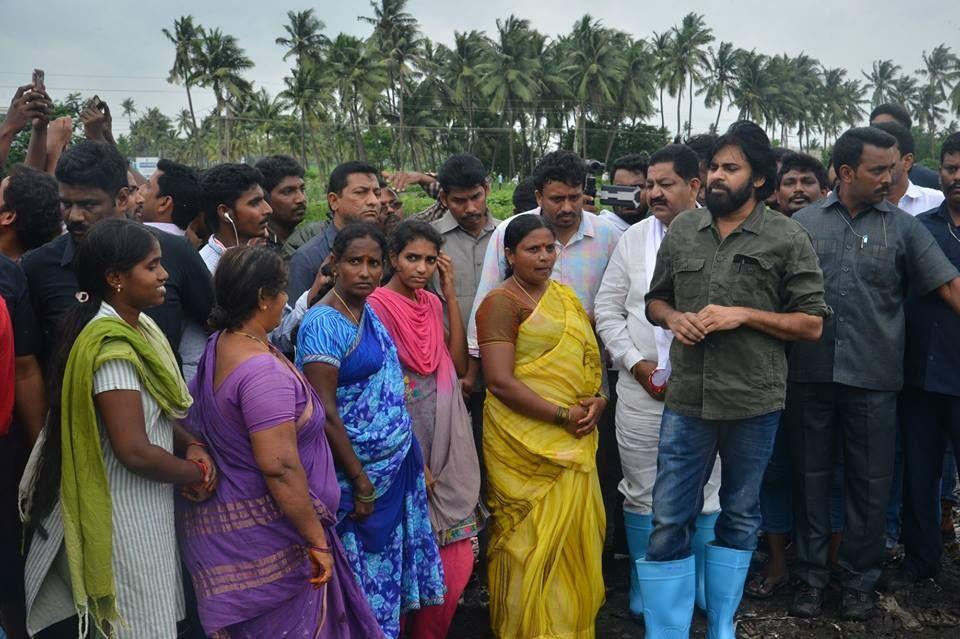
xmin=25 ymin=303 xmax=185 ymax=638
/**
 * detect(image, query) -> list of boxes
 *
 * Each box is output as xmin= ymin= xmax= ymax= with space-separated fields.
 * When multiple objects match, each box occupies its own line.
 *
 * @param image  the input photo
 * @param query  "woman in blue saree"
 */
xmin=296 ymin=224 xmax=444 ymax=639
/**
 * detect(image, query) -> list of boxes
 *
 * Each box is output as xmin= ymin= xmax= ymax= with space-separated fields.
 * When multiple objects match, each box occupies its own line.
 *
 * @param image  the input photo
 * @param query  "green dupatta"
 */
xmin=59 ymin=313 xmax=191 ymax=636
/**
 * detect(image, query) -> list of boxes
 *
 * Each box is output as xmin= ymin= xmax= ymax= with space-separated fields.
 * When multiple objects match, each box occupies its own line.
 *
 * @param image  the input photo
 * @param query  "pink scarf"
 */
xmin=368 ymin=287 xmax=480 ymax=535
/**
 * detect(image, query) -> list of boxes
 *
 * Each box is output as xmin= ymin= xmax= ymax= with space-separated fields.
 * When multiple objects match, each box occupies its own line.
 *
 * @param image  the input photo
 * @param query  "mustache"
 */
xmin=948 ymin=182 xmax=960 ymax=192
xmin=66 ymin=221 xmax=88 ymax=234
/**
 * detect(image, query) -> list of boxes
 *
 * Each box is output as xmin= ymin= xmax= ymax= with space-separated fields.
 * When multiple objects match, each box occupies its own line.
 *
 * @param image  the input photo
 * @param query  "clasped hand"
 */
xmin=563 ymin=397 xmax=607 ymax=438
xmin=666 ymin=305 xmax=748 ymax=345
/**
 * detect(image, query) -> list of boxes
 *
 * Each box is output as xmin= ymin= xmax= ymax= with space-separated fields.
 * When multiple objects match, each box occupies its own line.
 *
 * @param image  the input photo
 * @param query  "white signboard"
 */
xmin=134 ymin=157 xmax=160 ymax=179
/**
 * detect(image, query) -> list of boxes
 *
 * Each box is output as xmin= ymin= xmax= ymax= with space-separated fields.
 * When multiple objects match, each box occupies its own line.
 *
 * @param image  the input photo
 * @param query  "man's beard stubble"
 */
xmin=705 ymin=180 xmax=754 ymax=218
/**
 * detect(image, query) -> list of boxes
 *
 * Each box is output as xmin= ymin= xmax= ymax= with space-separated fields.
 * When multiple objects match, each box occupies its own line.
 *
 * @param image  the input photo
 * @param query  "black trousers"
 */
xmin=900 ymin=387 xmax=960 ymax=578
xmin=787 ymin=382 xmax=897 ymax=592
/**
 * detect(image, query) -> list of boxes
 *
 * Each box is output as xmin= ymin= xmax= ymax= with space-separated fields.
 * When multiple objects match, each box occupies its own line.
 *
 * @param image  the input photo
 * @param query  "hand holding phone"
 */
xmin=32 ymin=69 xmax=45 ymax=92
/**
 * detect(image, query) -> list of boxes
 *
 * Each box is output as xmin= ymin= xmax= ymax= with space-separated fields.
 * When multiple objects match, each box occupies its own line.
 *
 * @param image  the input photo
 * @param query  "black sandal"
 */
xmin=744 ymin=572 xmax=789 ymax=599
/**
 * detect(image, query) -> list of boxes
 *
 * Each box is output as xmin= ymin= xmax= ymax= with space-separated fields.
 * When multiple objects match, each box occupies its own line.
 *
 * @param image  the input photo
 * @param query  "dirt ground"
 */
xmin=447 ymin=514 xmax=960 ymax=638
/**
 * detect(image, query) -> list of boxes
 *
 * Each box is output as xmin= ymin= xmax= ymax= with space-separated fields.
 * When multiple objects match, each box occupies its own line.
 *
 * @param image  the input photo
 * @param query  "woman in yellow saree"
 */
xmin=476 ymin=215 xmax=607 ymax=639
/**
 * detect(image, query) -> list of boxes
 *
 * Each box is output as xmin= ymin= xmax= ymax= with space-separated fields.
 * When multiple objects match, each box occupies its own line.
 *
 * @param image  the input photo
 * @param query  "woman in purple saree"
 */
xmin=177 ymin=247 xmax=382 ymax=639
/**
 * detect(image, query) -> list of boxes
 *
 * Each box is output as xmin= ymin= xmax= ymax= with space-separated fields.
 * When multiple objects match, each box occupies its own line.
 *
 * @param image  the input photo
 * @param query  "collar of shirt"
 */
xmin=814 ymin=190 xmax=898 ymax=217
xmin=435 ymin=209 xmax=496 ymax=235
xmin=322 ymin=220 xmax=339 ymax=245
xmin=207 ymin=235 xmax=228 ymax=256
xmin=145 ymin=222 xmax=185 ymax=236
xmin=695 ymin=201 xmax=767 ymax=235
xmin=563 ymin=210 xmax=597 ymax=246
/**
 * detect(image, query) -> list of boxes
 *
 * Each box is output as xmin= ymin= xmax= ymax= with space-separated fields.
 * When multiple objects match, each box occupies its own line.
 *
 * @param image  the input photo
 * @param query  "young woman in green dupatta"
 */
xmin=21 ymin=218 xmax=217 ymax=639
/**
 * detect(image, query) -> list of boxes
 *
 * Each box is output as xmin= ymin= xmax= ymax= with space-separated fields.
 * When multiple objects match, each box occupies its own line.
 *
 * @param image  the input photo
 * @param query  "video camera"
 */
xmin=598 ymin=184 xmax=643 ymax=209
xmin=583 ymin=159 xmax=604 ymax=198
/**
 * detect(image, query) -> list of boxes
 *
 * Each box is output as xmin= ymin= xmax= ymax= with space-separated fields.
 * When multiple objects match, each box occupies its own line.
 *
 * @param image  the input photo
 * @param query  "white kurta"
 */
xmin=24 ymin=303 xmax=184 ymax=638
xmin=595 ymin=216 xmax=722 ymax=515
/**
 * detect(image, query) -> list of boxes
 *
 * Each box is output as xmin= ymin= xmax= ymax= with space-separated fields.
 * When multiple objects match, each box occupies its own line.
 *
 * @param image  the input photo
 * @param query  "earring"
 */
xmin=260 ymin=306 xmax=267 ymax=311
xmin=115 ymin=285 xmax=122 ymax=292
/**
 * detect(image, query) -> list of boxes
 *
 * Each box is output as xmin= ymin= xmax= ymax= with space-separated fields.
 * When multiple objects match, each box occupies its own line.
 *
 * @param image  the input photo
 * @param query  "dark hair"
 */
xmin=156 ymin=159 xmax=202 ymax=230
xmin=940 ymin=132 xmax=960 ymax=164
xmin=209 ymin=246 xmax=287 ymax=331
xmin=610 ymin=153 xmax=649 ymax=181
xmin=684 ymin=133 xmax=718 ymax=165
xmin=328 ymin=161 xmax=379 ymax=195
xmin=254 ymin=155 xmax=304 ymax=196
xmin=832 ymin=127 xmax=897 ymax=174
xmin=30 ymin=219 xmax=158 ymax=522
xmin=771 ymin=147 xmax=791 ymax=163
xmin=331 ymin=222 xmax=387 ymax=261
xmin=777 ymin=152 xmax=828 ymax=190
xmin=707 ymin=120 xmax=777 ymax=200
xmin=388 ymin=219 xmax=443 ymax=256
xmin=503 ymin=215 xmax=555 ymax=278
xmin=648 ymin=145 xmax=701 ymax=182
xmin=512 ymin=177 xmax=538 ymax=212
xmin=1 ymin=165 xmax=62 ymax=251
xmin=200 ymin=163 xmax=263 ymax=232
xmin=533 ymin=150 xmax=586 ymax=192
xmin=869 ymin=103 xmax=912 ymax=130
xmin=438 ymin=153 xmax=487 ymax=192
xmin=55 ymin=140 xmax=127 ymax=197
xmin=871 ymin=121 xmax=915 ymax=157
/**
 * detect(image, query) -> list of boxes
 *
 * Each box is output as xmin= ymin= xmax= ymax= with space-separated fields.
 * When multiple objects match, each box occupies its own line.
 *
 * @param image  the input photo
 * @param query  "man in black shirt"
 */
xmin=886 ymin=133 xmax=960 ymax=590
xmin=22 ymin=140 xmax=213 ymax=364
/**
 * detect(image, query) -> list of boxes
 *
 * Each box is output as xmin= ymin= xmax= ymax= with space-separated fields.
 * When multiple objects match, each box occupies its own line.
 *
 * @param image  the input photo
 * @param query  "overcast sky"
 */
xmin=2 ymin=0 xmax=958 ymax=141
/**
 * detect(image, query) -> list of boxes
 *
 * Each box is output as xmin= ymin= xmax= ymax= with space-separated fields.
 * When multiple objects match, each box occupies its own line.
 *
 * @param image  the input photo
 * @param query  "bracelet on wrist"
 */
xmin=355 ymin=488 xmax=376 ymax=503
xmin=554 ymin=405 xmax=569 ymax=426
xmin=186 ymin=440 xmax=207 ymax=449
xmin=189 ymin=459 xmax=207 ymax=482
xmin=309 ymin=544 xmax=333 ymax=554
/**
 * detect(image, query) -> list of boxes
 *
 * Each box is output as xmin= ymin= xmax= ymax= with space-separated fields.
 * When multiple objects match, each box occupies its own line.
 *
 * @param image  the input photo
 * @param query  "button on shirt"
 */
xmin=904 ymin=203 xmax=960 ymax=397
xmin=644 ymin=203 xmax=830 ymax=420
xmin=467 ymin=209 xmax=621 ymax=356
xmin=430 ymin=211 xmax=499 ymax=328
xmin=790 ymin=193 xmax=959 ymax=391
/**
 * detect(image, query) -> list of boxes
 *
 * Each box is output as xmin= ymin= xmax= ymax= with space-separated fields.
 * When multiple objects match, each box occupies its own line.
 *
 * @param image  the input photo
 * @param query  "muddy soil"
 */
xmin=448 ymin=518 xmax=960 ymax=638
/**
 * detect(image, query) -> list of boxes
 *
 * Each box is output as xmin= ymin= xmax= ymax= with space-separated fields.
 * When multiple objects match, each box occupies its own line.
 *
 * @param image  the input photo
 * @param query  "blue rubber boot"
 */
xmin=636 ymin=555 xmax=695 ymax=638
xmin=693 ymin=511 xmax=719 ymax=610
xmin=704 ymin=543 xmax=752 ymax=639
xmin=623 ymin=510 xmax=654 ymax=618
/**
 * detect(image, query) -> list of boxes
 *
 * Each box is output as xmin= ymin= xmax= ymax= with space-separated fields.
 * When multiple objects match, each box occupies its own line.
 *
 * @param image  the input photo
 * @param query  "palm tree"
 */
xmin=563 ymin=15 xmax=626 ymax=158
xmin=918 ymin=44 xmax=959 ymax=105
xmin=328 ymin=34 xmax=389 ymax=161
xmin=162 ymin=16 xmax=203 ymax=134
xmin=650 ymin=31 xmax=673 ymax=133
xmin=120 ymin=98 xmax=137 ymax=128
xmin=699 ymin=42 xmax=740 ymax=131
xmin=478 ymin=15 xmax=539 ymax=178
xmin=443 ymin=30 xmax=491 ymax=151
xmin=730 ymin=50 xmax=773 ymax=125
xmin=887 ymin=75 xmax=921 ymax=114
xmin=360 ymin=0 xmax=424 ymax=168
xmin=604 ymin=37 xmax=656 ymax=164
xmin=817 ymin=67 xmax=865 ymax=144
xmin=862 ymin=59 xmax=901 ymax=108
xmin=192 ymin=28 xmax=254 ymax=161
xmin=276 ymin=9 xmax=329 ymax=67
xmin=279 ymin=63 xmax=327 ymax=167
xmin=665 ymin=12 xmax=714 ymax=137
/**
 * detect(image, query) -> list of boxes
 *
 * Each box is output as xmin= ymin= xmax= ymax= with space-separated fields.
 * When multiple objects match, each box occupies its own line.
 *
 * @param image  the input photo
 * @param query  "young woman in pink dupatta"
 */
xmin=368 ymin=220 xmax=482 ymax=639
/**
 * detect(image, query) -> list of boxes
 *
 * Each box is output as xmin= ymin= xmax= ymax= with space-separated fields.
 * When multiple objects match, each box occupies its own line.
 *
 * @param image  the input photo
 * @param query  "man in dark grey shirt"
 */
xmin=788 ymin=127 xmax=960 ymax=621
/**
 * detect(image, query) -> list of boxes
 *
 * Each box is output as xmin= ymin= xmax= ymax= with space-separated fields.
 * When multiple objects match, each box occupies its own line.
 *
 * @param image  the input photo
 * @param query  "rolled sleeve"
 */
xmin=644 ymin=235 xmax=675 ymax=323
xmin=781 ymin=229 xmax=831 ymax=317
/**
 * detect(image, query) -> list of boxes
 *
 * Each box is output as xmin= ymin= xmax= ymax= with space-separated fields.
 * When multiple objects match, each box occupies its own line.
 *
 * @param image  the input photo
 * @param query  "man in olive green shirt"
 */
xmin=634 ymin=121 xmax=829 ymax=639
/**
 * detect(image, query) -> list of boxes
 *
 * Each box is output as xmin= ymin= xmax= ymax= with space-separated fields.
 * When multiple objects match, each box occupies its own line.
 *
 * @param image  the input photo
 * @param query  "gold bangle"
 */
xmin=355 ymin=489 xmax=376 ymax=503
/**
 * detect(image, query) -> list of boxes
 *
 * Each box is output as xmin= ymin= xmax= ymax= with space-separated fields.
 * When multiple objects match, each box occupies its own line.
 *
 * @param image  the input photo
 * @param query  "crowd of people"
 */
xmin=1 ymin=76 xmax=960 ymax=639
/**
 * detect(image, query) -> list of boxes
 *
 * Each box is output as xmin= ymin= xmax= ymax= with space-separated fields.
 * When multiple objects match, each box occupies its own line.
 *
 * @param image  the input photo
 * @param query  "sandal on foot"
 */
xmin=745 ymin=572 xmax=789 ymax=599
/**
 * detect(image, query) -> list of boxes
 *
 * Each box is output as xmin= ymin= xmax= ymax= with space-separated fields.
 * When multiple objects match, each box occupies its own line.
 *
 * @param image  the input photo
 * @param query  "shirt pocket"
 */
xmin=857 ymin=245 xmax=898 ymax=288
xmin=672 ymin=257 xmax=706 ymax=310
xmin=729 ymin=254 xmax=775 ymax=307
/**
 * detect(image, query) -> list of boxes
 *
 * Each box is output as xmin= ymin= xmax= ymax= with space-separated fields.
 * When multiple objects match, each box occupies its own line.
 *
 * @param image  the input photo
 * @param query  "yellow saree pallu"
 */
xmin=483 ymin=282 xmax=606 ymax=639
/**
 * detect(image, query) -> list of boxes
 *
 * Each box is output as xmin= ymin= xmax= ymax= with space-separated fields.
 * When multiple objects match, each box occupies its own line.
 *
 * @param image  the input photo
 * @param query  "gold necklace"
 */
xmin=332 ymin=288 xmax=360 ymax=324
xmin=231 ymin=329 xmax=269 ymax=349
xmin=512 ymin=275 xmax=542 ymax=307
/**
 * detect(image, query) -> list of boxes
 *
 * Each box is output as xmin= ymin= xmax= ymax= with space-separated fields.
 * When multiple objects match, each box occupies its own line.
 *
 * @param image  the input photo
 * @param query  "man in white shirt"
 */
xmin=600 ymin=154 xmax=649 ymax=234
xmin=872 ymin=121 xmax=944 ymax=215
xmin=595 ymin=144 xmax=722 ymax=617
xmin=467 ymin=151 xmax=621 ymax=357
